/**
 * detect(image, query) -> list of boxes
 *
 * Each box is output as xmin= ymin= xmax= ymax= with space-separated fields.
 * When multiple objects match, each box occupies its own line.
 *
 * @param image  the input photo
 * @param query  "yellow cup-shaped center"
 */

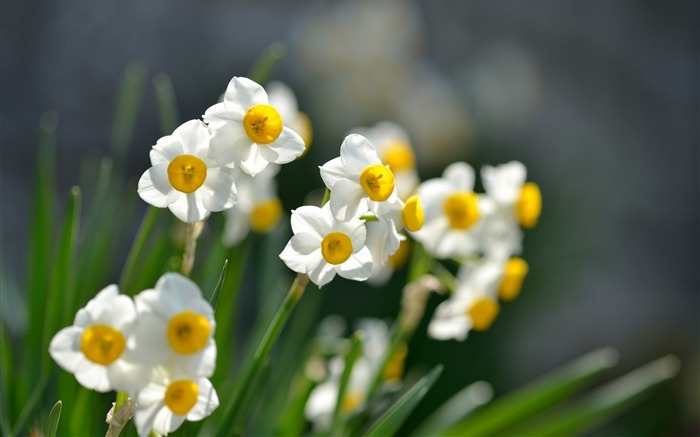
xmin=80 ymin=324 xmax=126 ymax=365
xmin=360 ymin=164 xmax=395 ymax=202
xmin=443 ymin=192 xmax=480 ymax=230
xmin=517 ymin=182 xmax=541 ymax=229
xmin=467 ymin=297 xmax=500 ymax=331
xmin=321 ymin=231 xmax=353 ymax=265
xmin=164 ymin=379 xmax=199 ymax=416
xmin=382 ymin=141 xmax=415 ymax=172
xmin=498 ymin=257 xmax=529 ymax=301
xmin=388 ymin=238 xmax=411 ymax=269
xmin=167 ymin=155 xmax=208 ymax=194
xmin=402 ymin=194 xmax=424 ymax=232
xmin=250 ymin=198 xmax=283 ymax=233
xmin=167 ymin=311 xmax=211 ymax=355
xmin=243 ymin=104 xmax=283 ymax=144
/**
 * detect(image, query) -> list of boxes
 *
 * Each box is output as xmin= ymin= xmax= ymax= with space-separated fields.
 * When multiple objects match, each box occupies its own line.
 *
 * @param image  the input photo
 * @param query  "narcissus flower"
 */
xmin=412 ymin=162 xmax=484 ymax=259
xmin=132 ymin=273 xmax=216 ymax=378
xmin=279 ymin=203 xmax=373 ymax=287
xmin=137 ymin=119 xmax=237 ymax=223
xmin=319 ymin=134 xmax=398 ymax=221
xmin=49 ymin=285 xmax=146 ymax=393
xmin=428 ymin=260 xmax=504 ymax=341
xmin=133 ymin=365 xmax=219 ymax=437
xmin=204 ymin=77 xmax=306 ymax=176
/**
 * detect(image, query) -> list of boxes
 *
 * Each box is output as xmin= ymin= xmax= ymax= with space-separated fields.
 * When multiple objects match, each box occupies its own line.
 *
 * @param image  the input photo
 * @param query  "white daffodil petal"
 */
xmin=208 ymin=124 xmax=250 ymax=168
xmin=240 ymin=143 xmax=270 ymax=176
xmin=309 ymin=261 xmax=337 ymax=288
xmin=290 ymin=232 xmax=323 ymax=255
xmin=173 ymin=120 xmax=211 ymax=156
xmin=187 ymin=377 xmax=220 ymax=421
xmin=152 ymin=406 xmax=185 ymax=436
xmin=137 ymin=164 xmax=173 ymax=208
xmin=329 ymin=179 xmax=366 ymax=221
xmin=319 ymin=157 xmax=351 ymax=190
xmin=168 ymin=193 xmax=209 ymax=224
xmin=223 ymin=76 xmax=268 ymax=115
xmin=337 ymin=247 xmax=373 ymax=282
xmin=75 ymin=362 xmax=111 ymax=392
xmin=259 ymin=127 xmax=305 ymax=165
xmin=443 ymin=162 xmax=475 ymax=191
xmin=48 ymin=326 xmax=83 ymax=372
xmin=340 ymin=134 xmax=381 ymax=172
xmin=290 ymin=206 xmax=331 ymax=238
xmin=200 ymin=167 xmax=237 ymax=212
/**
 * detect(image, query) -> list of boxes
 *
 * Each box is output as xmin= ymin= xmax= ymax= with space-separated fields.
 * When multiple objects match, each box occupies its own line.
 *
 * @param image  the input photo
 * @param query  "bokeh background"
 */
xmin=2 ymin=0 xmax=698 ymax=435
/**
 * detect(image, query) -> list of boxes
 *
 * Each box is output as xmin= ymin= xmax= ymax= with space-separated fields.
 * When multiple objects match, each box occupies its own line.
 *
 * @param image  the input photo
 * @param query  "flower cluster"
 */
xmin=138 ymin=76 xmax=307 ymax=223
xmin=49 ymin=273 xmax=218 ymax=436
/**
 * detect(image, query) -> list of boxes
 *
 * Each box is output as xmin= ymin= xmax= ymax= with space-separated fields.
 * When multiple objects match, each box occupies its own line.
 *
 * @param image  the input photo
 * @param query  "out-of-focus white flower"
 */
xmin=412 ymin=162 xmax=484 ymax=259
xmin=49 ymin=285 xmax=147 ymax=393
xmin=279 ymin=203 xmax=373 ymax=288
xmin=133 ymin=365 xmax=219 ymax=437
xmin=204 ymin=77 xmax=306 ymax=176
xmin=349 ymin=122 xmax=419 ymax=200
xmin=138 ymin=119 xmax=237 ymax=224
xmin=132 ymin=273 xmax=216 ymax=378
xmin=497 ymin=257 xmax=529 ymax=301
xmin=480 ymin=161 xmax=541 ymax=258
xmin=319 ymin=134 xmax=397 ymax=221
xmin=428 ymin=260 xmax=503 ymax=341
xmin=266 ymin=81 xmax=313 ymax=151
xmin=222 ymin=165 xmax=283 ymax=247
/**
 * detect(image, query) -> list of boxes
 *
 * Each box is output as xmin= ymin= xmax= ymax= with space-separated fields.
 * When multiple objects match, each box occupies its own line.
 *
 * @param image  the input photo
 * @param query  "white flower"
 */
xmin=203 ymin=77 xmax=306 ymax=176
xmin=222 ymin=165 xmax=283 ymax=247
xmin=480 ymin=161 xmax=541 ymax=258
xmin=428 ymin=260 xmax=504 ymax=341
xmin=49 ymin=285 xmax=147 ymax=393
xmin=349 ymin=121 xmax=419 ymax=200
xmin=279 ymin=203 xmax=373 ymax=287
xmin=412 ymin=162 xmax=484 ymax=259
xmin=133 ymin=365 xmax=219 ymax=437
xmin=138 ymin=119 xmax=237 ymax=223
xmin=319 ymin=134 xmax=398 ymax=221
xmin=131 ymin=273 xmax=216 ymax=378
xmin=267 ymin=80 xmax=313 ymax=149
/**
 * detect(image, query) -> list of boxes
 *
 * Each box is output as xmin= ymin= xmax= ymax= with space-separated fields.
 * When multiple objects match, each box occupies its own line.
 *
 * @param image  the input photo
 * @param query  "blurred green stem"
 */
xmin=119 ymin=207 xmax=162 ymax=295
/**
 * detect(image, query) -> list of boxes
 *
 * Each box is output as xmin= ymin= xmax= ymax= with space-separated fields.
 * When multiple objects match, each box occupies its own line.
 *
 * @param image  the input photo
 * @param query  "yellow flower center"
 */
xmin=498 ymin=257 xmax=529 ymax=301
xmin=342 ymin=391 xmax=364 ymax=414
xmin=382 ymin=342 xmax=408 ymax=381
xmin=517 ymin=182 xmax=542 ymax=229
xmin=167 ymin=155 xmax=208 ymax=194
xmin=321 ymin=231 xmax=353 ymax=265
xmin=243 ymin=104 xmax=283 ymax=144
xmin=388 ymin=238 xmax=411 ymax=269
xmin=382 ymin=141 xmax=415 ymax=172
xmin=250 ymin=198 xmax=283 ymax=233
xmin=80 ymin=324 xmax=126 ymax=365
xmin=359 ymin=164 xmax=395 ymax=202
xmin=402 ymin=194 xmax=424 ymax=232
xmin=164 ymin=379 xmax=199 ymax=416
xmin=443 ymin=192 xmax=480 ymax=230
xmin=467 ymin=298 xmax=500 ymax=331
xmin=167 ymin=311 xmax=211 ymax=355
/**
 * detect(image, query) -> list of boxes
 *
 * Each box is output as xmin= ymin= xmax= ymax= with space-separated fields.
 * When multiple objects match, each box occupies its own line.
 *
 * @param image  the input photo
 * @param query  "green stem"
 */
xmin=119 ymin=207 xmax=162 ymax=294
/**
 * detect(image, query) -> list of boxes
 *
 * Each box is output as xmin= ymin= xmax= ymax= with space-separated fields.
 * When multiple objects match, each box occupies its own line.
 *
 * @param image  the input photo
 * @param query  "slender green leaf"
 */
xmin=153 ymin=73 xmax=180 ymax=134
xmin=363 ymin=365 xmax=444 ymax=437
xmin=514 ymin=355 xmax=681 ymax=437
xmin=0 ymin=321 xmax=12 ymax=437
xmin=119 ymin=207 xmax=163 ymax=295
xmin=410 ymin=381 xmax=493 ymax=437
xmin=248 ymin=42 xmax=286 ymax=84
xmin=10 ymin=376 xmax=48 ymax=436
xmin=275 ymin=376 xmax=318 ymax=436
xmin=209 ymin=260 xmax=228 ymax=308
xmin=45 ymin=400 xmax=62 ymax=437
xmin=442 ymin=347 xmax=619 ymax=436
xmin=330 ymin=332 xmax=365 ymax=436
xmin=109 ymin=60 xmax=147 ymax=166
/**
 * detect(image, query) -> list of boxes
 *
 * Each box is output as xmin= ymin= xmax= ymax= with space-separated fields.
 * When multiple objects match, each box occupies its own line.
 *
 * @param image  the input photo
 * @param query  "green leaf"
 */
xmin=410 ymin=381 xmax=493 ymax=437
xmin=153 ymin=73 xmax=180 ymax=134
xmin=442 ymin=347 xmax=619 ymax=437
xmin=109 ymin=60 xmax=147 ymax=167
xmin=275 ymin=376 xmax=318 ymax=436
xmin=209 ymin=260 xmax=228 ymax=308
xmin=330 ymin=332 xmax=365 ymax=436
xmin=45 ymin=400 xmax=62 ymax=437
xmin=248 ymin=42 xmax=286 ymax=84
xmin=514 ymin=355 xmax=681 ymax=436
xmin=119 ymin=207 xmax=163 ymax=295
xmin=363 ymin=365 xmax=444 ymax=437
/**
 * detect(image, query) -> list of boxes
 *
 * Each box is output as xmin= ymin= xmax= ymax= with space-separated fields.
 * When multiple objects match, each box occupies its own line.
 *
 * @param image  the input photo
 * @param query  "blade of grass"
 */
xmin=442 ymin=347 xmax=619 ymax=437
xmin=363 ymin=365 xmax=444 ymax=437
xmin=209 ymin=260 xmax=228 ymax=308
xmin=119 ymin=207 xmax=163 ymax=295
xmin=330 ymin=332 xmax=365 ymax=436
xmin=10 ymin=376 xmax=48 ymax=436
xmin=248 ymin=42 xmax=286 ymax=84
xmin=410 ymin=381 xmax=493 ymax=437
xmin=514 ymin=355 xmax=681 ymax=437
xmin=109 ymin=60 xmax=147 ymax=167
xmin=45 ymin=400 xmax=62 ymax=437
xmin=153 ymin=73 xmax=180 ymax=134
xmin=275 ymin=376 xmax=318 ymax=436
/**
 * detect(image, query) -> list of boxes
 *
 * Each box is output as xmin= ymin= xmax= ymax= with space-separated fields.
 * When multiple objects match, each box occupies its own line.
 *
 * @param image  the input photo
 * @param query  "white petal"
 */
xmin=335 ymin=219 xmax=366 ymax=254
xmin=337 ymin=247 xmax=373 ymax=282
xmin=240 ymin=143 xmax=270 ymax=176
xmin=172 ymin=120 xmax=211 ymax=156
xmin=138 ymin=164 xmax=173 ymax=208
xmin=187 ymin=377 xmax=220 ymax=421
xmin=280 ymin=239 xmax=323 ymax=274
xmin=154 ymin=273 xmax=213 ymax=319
xmin=208 ymin=124 xmax=250 ymax=168
xmin=290 ymin=206 xmax=330 ymax=239
xmin=200 ymin=167 xmax=237 ymax=212
xmin=223 ymin=76 xmax=269 ymax=115
xmin=329 ymin=179 xmax=366 ymax=221
xmin=202 ymin=102 xmax=237 ymax=128
xmin=152 ymin=404 xmax=186 ymax=435
xmin=74 ymin=361 xmax=112 ymax=392
xmin=319 ymin=157 xmax=353 ymax=190
xmin=308 ymin=261 xmax=337 ymax=288
xmin=168 ymin=192 xmax=210 ymax=223
xmin=150 ymin=136 xmax=185 ymax=166
xmin=130 ymin=310 xmax=170 ymax=365
xmin=340 ymin=134 xmax=381 ymax=172
xmin=443 ymin=162 xmax=475 ymax=191
xmin=222 ymin=207 xmax=249 ymax=247
xmin=259 ymin=127 xmax=305 ymax=165
xmin=49 ymin=326 xmax=83 ymax=372
xmin=134 ymin=385 xmax=166 ymax=437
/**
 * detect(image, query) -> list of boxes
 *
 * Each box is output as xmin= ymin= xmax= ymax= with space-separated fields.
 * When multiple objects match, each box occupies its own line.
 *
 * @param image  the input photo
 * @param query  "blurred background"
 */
xmin=2 ymin=0 xmax=698 ymax=435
